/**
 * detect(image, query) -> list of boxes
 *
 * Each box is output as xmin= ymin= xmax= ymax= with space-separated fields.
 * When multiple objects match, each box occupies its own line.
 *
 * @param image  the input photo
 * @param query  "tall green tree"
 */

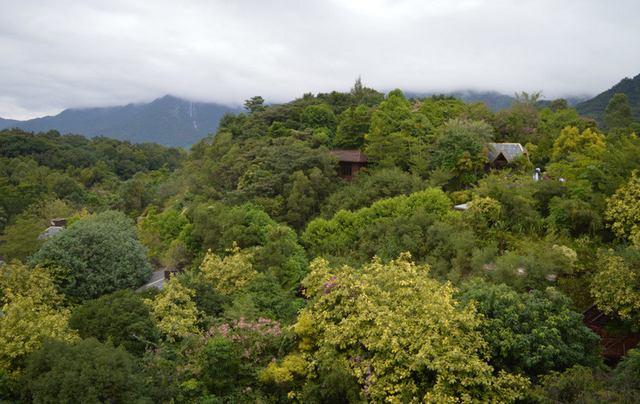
xmin=603 ymin=93 xmax=635 ymax=131
xmin=0 ymin=216 xmax=45 ymax=262
xmin=0 ymin=198 xmax=76 ymax=262
xmin=116 ymin=177 xmax=149 ymax=217
xmin=432 ymin=118 xmax=492 ymax=187
xmin=320 ymin=168 xmax=430 ymax=218
xmin=332 ymin=104 xmax=371 ymax=149
xmin=432 ymin=119 xmax=493 ymax=168
xmin=300 ymin=104 xmax=339 ymax=133
xmin=348 ymin=76 xmax=384 ymax=107
xmin=189 ymin=202 xmax=309 ymax=286
xmin=363 ymin=89 xmax=414 ymax=168
xmin=137 ymin=208 xmax=190 ymax=264
xmin=285 ymin=170 xmax=317 ymax=230
xmin=491 ymin=91 xmax=542 ymax=144
xmin=244 ymin=96 xmax=266 ymax=115
xmin=417 ymin=97 xmax=467 ymax=128
xmin=303 ymin=188 xmax=455 ymax=262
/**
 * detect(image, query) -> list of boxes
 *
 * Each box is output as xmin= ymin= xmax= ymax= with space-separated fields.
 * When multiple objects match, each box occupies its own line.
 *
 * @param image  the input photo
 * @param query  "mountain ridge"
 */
xmin=3 ymin=77 xmax=638 ymax=148
xmin=0 ymin=95 xmax=242 ymax=148
xmin=575 ymin=73 xmax=640 ymax=123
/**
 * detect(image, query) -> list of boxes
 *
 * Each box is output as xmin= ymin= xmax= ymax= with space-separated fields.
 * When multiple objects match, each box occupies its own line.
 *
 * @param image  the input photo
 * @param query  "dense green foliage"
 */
xmin=532 ymin=350 xmax=640 ymax=403
xmin=3 ymin=78 xmax=640 ymax=403
xmin=19 ymin=338 xmax=151 ymax=404
xmin=68 ymin=289 xmax=158 ymax=355
xmin=0 ymin=129 xmax=185 ymax=178
xmin=458 ymin=282 xmax=600 ymax=379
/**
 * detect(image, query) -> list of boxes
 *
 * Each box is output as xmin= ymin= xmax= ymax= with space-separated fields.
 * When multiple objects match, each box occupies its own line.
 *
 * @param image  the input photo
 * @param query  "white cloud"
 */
xmin=1 ymin=0 xmax=640 ymax=119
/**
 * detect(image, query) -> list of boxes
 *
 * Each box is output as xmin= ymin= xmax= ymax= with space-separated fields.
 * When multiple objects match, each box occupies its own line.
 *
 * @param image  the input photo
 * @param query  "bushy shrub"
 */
xmin=29 ymin=210 xmax=152 ymax=300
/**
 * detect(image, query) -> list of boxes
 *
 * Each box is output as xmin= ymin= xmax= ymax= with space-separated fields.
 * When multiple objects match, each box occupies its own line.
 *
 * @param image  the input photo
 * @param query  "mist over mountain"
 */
xmin=405 ymin=90 xmax=591 ymax=111
xmin=404 ymin=90 xmax=515 ymax=110
xmin=2 ymin=76 xmax=638 ymax=148
xmin=0 ymin=95 xmax=242 ymax=148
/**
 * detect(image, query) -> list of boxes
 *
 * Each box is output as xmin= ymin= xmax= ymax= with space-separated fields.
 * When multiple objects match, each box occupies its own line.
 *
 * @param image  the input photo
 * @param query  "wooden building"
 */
xmin=329 ymin=150 xmax=369 ymax=182
xmin=583 ymin=305 xmax=640 ymax=359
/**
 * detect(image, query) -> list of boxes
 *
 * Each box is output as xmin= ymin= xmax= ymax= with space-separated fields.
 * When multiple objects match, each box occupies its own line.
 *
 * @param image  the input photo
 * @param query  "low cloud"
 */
xmin=1 ymin=0 xmax=639 ymax=119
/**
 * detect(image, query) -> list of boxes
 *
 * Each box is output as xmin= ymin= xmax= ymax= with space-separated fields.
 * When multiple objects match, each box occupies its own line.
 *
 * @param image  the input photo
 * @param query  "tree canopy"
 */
xmin=29 ymin=210 xmax=152 ymax=300
xmin=295 ymin=255 xmax=527 ymax=403
xmin=18 ymin=338 xmax=151 ymax=404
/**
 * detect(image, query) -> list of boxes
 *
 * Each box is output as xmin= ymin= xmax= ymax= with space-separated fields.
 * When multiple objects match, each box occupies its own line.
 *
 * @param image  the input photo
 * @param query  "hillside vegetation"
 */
xmin=576 ymin=73 xmax=640 ymax=123
xmin=2 ymin=78 xmax=640 ymax=403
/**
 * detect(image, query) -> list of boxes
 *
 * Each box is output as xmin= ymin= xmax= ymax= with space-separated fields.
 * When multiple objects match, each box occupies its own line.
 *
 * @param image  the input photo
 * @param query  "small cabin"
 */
xmin=38 ymin=218 xmax=67 ymax=240
xmin=329 ymin=150 xmax=369 ymax=182
xmin=486 ymin=143 xmax=529 ymax=170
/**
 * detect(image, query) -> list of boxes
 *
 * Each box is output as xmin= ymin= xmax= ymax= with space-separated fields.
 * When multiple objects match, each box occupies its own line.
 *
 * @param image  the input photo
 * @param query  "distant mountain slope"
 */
xmin=406 ymin=90 xmax=588 ymax=111
xmin=575 ymin=74 xmax=640 ymax=123
xmin=449 ymin=90 xmax=515 ymax=110
xmin=0 ymin=117 xmax=21 ymax=128
xmin=0 ymin=95 xmax=242 ymax=148
xmin=404 ymin=90 xmax=514 ymax=111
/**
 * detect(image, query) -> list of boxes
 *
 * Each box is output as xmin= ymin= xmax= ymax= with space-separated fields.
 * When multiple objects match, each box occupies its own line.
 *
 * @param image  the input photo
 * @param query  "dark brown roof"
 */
xmin=329 ymin=150 xmax=368 ymax=163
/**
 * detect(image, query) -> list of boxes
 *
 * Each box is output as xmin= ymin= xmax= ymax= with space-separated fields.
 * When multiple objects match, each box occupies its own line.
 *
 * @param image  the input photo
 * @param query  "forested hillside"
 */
xmin=2 ymin=79 xmax=640 ymax=403
xmin=576 ymin=73 xmax=640 ymax=124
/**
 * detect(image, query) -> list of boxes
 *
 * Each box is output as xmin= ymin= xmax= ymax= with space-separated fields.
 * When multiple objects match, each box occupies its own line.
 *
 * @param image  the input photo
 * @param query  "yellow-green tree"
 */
xmin=294 ymin=255 xmax=526 ymax=403
xmin=546 ymin=126 xmax=606 ymax=181
xmin=0 ymin=261 xmax=76 ymax=370
xmin=591 ymin=249 xmax=640 ymax=327
xmin=199 ymin=245 xmax=257 ymax=295
xmin=552 ymin=126 xmax=605 ymax=158
xmin=606 ymin=171 xmax=640 ymax=245
xmin=465 ymin=196 xmax=502 ymax=236
xmin=145 ymin=278 xmax=201 ymax=339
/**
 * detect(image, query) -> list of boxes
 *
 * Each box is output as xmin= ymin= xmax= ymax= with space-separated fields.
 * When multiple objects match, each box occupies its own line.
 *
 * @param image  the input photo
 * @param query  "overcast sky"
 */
xmin=1 ymin=0 xmax=639 ymax=120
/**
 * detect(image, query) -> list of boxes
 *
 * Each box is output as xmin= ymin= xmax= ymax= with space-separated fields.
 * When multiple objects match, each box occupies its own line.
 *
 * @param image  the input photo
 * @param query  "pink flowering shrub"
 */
xmin=141 ymin=317 xmax=294 ymax=402
xmin=178 ymin=318 xmax=293 ymax=397
xmin=205 ymin=317 xmax=285 ymax=366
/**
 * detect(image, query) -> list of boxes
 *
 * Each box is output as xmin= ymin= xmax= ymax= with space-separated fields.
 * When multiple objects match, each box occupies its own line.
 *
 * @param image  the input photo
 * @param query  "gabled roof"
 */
xmin=329 ymin=150 xmax=368 ymax=163
xmin=38 ymin=226 xmax=64 ymax=240
xmin=487 ymin=143 xmax=529 ymax=163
